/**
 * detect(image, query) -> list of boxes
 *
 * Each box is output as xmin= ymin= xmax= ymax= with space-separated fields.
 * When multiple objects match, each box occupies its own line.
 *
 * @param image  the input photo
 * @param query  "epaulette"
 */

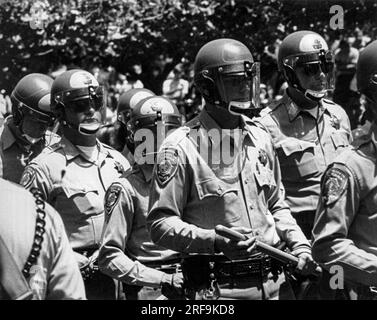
xmin=101 ymin=142 xmax=115 ymax=150
xmin=185 ymin=116 xmax=201 ymax=129
xmin=265 ymin=97 xmax=285 ymax=113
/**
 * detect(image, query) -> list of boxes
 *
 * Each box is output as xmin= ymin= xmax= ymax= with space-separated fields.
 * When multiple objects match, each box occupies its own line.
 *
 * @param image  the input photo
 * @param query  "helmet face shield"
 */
xmin=216 ymin=61 xmax=260 ymax=114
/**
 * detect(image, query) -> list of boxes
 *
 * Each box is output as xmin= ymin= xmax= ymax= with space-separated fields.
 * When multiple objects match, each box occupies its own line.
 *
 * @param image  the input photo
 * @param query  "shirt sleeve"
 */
xmin=46 ymin=205 xmax=86 ymax=300
xmin=98 ymin=182 xmax=166 ymax=288
xmin=20 ymin=163 xmax=52 ymax=202
xmin=312 ymin=163 xmax=377 ymax=286
xmin=147 ymin=145 xmax=216 ymax=254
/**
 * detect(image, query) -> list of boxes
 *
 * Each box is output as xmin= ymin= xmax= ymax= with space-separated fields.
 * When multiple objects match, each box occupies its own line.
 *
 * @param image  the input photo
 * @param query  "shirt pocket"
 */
xmin=195 ymin=178 xmax=241 ymax=226
xmin=330 ymin=130 xmax=350 ymax=151
xmin=276 ymin=138 xmax=319 ymax=180
xmin=62 ymin=184 xmax=102 ymax=216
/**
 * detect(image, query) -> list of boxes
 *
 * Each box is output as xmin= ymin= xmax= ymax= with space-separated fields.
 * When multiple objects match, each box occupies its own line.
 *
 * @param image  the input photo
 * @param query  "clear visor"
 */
xmin=216 ymin=61 xmax=260 ymax=112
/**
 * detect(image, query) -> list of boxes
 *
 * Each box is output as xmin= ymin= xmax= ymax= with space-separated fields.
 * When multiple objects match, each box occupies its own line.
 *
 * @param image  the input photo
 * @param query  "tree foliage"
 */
xmin=0 ymin=0 xmax=376 ymax=93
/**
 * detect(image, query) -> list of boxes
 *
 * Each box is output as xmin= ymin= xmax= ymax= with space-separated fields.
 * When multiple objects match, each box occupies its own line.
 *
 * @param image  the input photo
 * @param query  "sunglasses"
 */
xmin=67 ymin=97 xmax=104 ymax=113
xmin=300 ymin=61 xmax=334 ymax=77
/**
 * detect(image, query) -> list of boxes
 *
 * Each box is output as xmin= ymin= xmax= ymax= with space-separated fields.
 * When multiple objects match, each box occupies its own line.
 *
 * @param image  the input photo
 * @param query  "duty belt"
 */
xmin=182 ymin=254 xmax=274 ymax=287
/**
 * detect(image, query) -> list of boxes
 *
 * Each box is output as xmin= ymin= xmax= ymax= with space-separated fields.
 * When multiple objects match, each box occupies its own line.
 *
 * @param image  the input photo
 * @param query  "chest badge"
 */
xmin=258 ymin=149 xmax=268 ymax=166
xmin=114 ymin=161 xmax=124 ymax=174
xmin=330 ymin=115 xmax=340 ymax=130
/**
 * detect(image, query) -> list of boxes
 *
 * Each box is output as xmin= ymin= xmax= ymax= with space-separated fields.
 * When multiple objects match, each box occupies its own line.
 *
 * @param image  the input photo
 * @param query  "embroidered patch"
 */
xmin=156 ymin=148 xmax=179 ymax=186
xmin=104 ymin=183 xmax=122 ymax=221
xmin=322 ymin=167 xmax=349 ymax=206
xmin=258 ymin=149 xmax=268 ymax=166
xmin=20 ymin=166 xmax=36 ymax=189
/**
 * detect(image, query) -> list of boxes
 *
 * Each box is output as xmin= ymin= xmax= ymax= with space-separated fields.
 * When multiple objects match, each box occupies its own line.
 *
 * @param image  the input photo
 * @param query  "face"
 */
xmin=64 ymin=98 xmax=104 ymax=134
xmin=295 ymin=62 xmax=327 ymax=92
xmin=21 ymin=113 xmax=50 ymax=139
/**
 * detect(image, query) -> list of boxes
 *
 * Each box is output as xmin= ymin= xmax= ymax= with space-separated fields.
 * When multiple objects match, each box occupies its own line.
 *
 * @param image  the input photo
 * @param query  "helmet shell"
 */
xmin=11 ymin=73 xmax=54 ymax=125
xmin=357 ymin=40 xmax=377 ymax=104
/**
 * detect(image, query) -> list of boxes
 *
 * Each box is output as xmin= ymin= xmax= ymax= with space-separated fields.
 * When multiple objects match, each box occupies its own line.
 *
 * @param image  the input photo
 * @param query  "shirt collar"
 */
xmin=60 ymin=135 xmax=113 ymax=163
xmin=284 ymin=92 xmax=330 ymax=122
xmin=198 ymin=108 xmax=255 ymax=149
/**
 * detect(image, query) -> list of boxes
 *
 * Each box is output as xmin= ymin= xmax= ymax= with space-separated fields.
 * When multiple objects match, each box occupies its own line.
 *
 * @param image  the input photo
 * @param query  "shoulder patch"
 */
xmin=104 ymin=183 xmax=122 ymax=221
xmin=322 ymin=167 xmax=349 ymax=206
xmin=156 ymin=148 xmax=179 ymax=186
xmin=20 ymin=166 xmax=36 ymax=189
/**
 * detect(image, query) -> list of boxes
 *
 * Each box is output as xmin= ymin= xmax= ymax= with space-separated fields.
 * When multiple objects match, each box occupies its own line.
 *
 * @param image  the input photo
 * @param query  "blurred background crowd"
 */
xmin=1 ymin=0 xmax=376 ymax=149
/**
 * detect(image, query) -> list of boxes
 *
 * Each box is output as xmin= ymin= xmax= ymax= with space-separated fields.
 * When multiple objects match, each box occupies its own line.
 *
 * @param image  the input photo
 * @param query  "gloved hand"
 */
xmin=295 ymin=252 xmax=321 ymax=276
xmin=160 ymin=272 xmax=184 ymax=299
xmin=214 ymin=227 xmax=257 ymax=260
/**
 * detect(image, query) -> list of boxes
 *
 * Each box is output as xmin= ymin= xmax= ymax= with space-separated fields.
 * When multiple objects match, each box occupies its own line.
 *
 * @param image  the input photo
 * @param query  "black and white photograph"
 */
xmin=0 ymin=0 xmax=376 ymax=311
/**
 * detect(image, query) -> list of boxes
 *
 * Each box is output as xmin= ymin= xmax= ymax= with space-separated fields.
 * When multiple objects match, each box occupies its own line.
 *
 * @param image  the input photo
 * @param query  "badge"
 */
xmin=104 ymin=183 xmax=122 ymax=220
xmin=330 ymin=115 xmax=340 ymax=130
xmin=258 ymin=149 xmax=268 ymax=166
xmin=20 ymin=166 xmax=36 ymax=189
xmin=322 ymin=167 xmax=349 ymax=206
xmin=114 ymin=161 xmax=124 ymax=174
xmin=156 ymin=148 xmax=179 ymax=186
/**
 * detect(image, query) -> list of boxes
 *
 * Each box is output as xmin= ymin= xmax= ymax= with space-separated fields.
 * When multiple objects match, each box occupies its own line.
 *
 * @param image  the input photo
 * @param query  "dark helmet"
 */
xmin=194 ymin=38 xmax=260 ymax=115
xmin=50 ymin=69 xmax=106 ymax=134
xmin=278 ymin=30 xmax=334 ymax=100
xmin=117 ymin=88 xmax=155 ymax=127
xmin=129 ymin=96 xmax=182 ymax=164
xmin=11 ymin=73 xmax=54 ymax=127
xmin=357 ymin=40 xmax=377 ymax=106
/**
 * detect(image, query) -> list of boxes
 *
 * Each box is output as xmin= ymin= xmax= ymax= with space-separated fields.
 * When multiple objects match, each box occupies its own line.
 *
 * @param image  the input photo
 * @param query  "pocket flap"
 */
xmin=278 ymin=138 xmax=315 ymax=156
xmin=196 ymin=179 xmax=238 ymax=200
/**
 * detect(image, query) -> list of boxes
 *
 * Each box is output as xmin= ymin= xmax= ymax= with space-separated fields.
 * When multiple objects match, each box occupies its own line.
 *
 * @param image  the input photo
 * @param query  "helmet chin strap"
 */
xmin=228 ymin=101 xmax=252 ymax=116
xmin=62 ymin=119 xmax=101 ymax=136
xmin=304 ymin=88 xmax=327 ymax=101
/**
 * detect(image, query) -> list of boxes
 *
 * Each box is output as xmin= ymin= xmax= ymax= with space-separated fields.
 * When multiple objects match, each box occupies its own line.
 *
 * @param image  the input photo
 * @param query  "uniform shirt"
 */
xmin=0 ymin=116 xmax=60 ymax=183
xmin=99 ymin=164 xmax=180 ymax=288
xmin=20 ymin=135 xmax=130 ymax=251
xmin=147 ymin=108 xmax=311 ymax=255
xmin=255 ymin=93 xmax=352 ymax=214
xmin=0 ymin=178 xmax=85 ymax=300
xmin=312 ymin=122 xmax=377 ymax=286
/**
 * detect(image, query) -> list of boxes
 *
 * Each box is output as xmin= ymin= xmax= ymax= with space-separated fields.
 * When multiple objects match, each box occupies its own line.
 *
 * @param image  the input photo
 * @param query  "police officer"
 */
xmin=0 ymin=178 xmax=85 ymax=300
xmin=99 ymin=96 xmax=184 ymax=300
xmin=312 ymin=40 xmax=377 ymax=300
xmin=0 ymin=73 xmax=59 ymax=183
xmin=116 ymin=88 xmax=155 ymax=164
xmin=147 ymin=39 xmax=315 ymax=300
xmin=256 ymin=31 xmax=352 ymax=238
xmin=20 ymin=69 xmax=130 ymax=299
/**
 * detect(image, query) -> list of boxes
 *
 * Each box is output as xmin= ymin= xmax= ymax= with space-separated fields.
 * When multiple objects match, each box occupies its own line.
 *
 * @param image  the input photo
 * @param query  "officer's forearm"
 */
xmin=98 ymin=245 xmax=165 ymax=288
xmin=312 ymin=237 xmax=377 ymax=287
xmin=272 ymin=208 xmax=311 ymax=254
xmin=148 ymin=214 xmax=216 ymax=254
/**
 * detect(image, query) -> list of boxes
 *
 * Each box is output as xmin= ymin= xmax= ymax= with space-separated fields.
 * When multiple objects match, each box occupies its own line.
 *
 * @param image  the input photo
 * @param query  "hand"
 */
xmin=161 ymin=272 xmax=184 ymax=299
xmin=295 ymin=252 xmax=320 ymax=276
xmin=215 ymin=227 xmax=257 ymax=260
